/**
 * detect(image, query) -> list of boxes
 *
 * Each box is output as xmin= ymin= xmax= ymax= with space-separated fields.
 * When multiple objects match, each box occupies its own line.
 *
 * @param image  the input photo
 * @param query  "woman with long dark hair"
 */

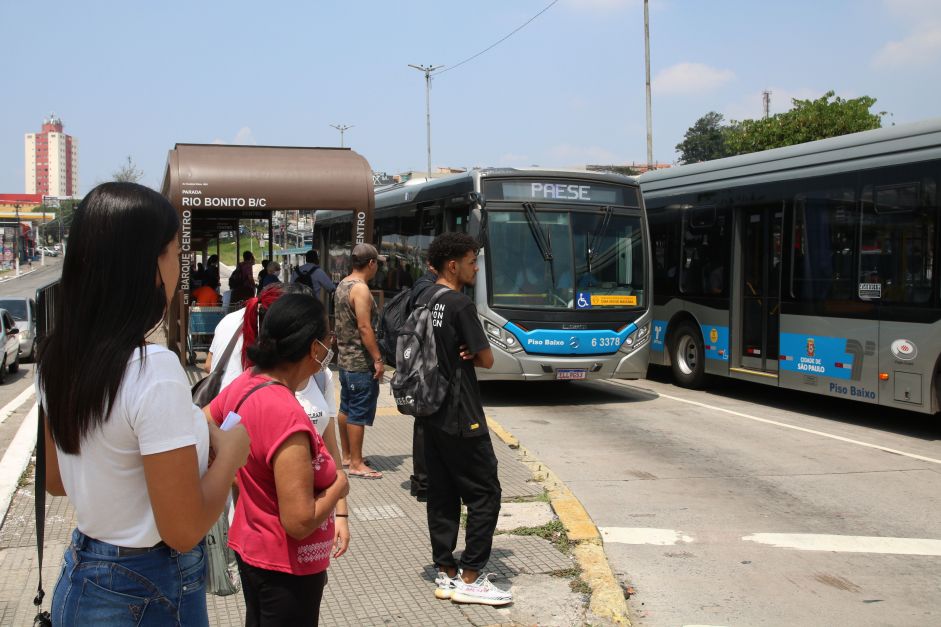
xmin=208 ymin=292 xmax=348 ymax=626
xmin=39 ymin=182 xmax=250 ymax=625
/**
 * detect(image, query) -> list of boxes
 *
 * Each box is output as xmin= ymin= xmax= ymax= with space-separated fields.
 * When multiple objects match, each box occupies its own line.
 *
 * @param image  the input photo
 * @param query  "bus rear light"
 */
xmin=879 ymin=372 xmax=890 ymax=381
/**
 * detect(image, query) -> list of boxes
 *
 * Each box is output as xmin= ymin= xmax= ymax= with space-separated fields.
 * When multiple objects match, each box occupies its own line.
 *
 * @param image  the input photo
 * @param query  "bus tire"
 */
xmin=670 ymin=322 xmax=705 ymax=389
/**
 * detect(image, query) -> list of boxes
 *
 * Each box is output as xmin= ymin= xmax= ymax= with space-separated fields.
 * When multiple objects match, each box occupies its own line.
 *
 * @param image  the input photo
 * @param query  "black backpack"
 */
xmin=377 ymin=287 xmax=413 ymax=366
xmin=390 ymin=286 xmax=456 ymax=417
xmin=295 ymin=264 xmax=318 ymax=289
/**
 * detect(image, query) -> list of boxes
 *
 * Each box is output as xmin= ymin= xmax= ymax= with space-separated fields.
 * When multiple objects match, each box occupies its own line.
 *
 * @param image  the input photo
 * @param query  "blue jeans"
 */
xmin=52 ymin=529 xmax=208 ymax=626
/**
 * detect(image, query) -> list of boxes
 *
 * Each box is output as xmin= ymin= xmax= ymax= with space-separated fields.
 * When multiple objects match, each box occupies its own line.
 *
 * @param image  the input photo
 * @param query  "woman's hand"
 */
xmin=208 ymin=421 xmax=250 ymax=470
xmin=333 ymin=515 xmax=350 ymax=558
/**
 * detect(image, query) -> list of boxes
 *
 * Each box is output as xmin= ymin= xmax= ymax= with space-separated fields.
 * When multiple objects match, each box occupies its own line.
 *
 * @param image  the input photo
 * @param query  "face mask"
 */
xmin=315 ymin=339 xmax=334 ymax=371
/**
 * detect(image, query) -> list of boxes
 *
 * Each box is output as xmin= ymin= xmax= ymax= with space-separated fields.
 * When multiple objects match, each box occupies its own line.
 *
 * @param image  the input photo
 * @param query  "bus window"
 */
xmin=680 ymin=207 xmax=728 ymax=297
xmin=860 ymin=180 xmax=937 ymax=305
xmin=791 ymin=187 xmax=856 ymax=303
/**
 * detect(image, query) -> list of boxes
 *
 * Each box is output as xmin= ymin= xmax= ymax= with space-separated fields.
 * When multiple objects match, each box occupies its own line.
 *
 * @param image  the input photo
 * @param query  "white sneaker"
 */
xmin=434 ymin=571 xmax=460 ymax=600
xmin=451 ymin=573 xmax=513 ymax=606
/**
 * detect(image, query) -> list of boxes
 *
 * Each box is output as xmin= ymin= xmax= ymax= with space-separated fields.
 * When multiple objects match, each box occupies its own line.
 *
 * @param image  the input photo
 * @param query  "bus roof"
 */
xmin=640 ymin=117 xmax=941 ymax=197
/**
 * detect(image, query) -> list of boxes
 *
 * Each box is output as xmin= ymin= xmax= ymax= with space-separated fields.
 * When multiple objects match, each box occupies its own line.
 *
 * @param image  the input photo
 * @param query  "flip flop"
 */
xmin=349 ymin=469 xmax=383 ymax=479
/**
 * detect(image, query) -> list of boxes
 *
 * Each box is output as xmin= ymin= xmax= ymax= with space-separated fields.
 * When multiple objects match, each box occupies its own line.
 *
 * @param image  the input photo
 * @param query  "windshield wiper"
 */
xmin=586 ymin=205 xmax=613 ymax=274
xmin=522 ymin=202 xmax=556 ymax=289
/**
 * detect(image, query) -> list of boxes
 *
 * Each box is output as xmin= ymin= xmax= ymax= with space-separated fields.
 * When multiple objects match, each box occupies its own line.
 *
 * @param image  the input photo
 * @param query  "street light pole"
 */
xmin=644 ymin=0 xmax=654 ymax=170
xmin=409 ymin=64 xmax=443 ymax=178
xmin=329 ymin=124 xmax=354 ymax=148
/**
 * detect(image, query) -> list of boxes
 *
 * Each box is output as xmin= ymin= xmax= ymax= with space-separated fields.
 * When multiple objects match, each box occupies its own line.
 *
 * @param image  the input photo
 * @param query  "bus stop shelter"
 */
xmin=161 ymin=143 xmax=375 ymax=363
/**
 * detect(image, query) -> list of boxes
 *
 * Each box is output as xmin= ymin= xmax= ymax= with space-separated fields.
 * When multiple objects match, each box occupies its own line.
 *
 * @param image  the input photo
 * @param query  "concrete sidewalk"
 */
xmin=0 ymin=368 xmax=598 ymax=625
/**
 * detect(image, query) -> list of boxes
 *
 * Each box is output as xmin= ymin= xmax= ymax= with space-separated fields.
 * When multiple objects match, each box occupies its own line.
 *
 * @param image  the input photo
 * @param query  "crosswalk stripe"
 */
xmin=743 ymin=533 xmax=941 ymax=556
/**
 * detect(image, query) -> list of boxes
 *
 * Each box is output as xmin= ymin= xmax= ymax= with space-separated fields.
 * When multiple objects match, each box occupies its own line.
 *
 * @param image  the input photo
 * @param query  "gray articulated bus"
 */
xmin=315 ymin=168 xmax=652 ymax=381
xmin=641 ymin=118 xmax=941 ymax=414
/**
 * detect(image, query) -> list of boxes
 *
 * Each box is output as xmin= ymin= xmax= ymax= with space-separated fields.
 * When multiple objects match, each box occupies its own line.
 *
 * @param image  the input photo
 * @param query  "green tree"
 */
xmin=724 ymin=91 xmax=886 ymax=156
xmin=113 ymin=155 xmax=144 ymax=183
xmin=675 ymin=111 xmax=731 ymax=164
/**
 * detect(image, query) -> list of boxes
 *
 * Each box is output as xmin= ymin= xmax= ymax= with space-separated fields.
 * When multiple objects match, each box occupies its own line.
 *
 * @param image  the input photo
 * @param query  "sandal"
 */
xmin=349 ymin=468 xmax=383 ymax=479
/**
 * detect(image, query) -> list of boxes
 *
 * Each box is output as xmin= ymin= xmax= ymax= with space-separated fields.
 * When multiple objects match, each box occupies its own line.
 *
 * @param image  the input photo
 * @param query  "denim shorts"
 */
xmin=52 ymin=529 xmax=208 ymax=626
xmin=339 ymin=369 xmax=380 ymax=426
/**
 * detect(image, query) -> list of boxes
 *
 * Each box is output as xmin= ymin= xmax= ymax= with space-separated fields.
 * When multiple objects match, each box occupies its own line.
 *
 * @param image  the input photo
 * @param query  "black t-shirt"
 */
xmin=416 ymin=285 xmax=490 ymax=437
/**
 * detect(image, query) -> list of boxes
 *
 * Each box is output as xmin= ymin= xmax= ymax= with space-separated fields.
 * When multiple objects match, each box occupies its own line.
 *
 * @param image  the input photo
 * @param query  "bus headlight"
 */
xmin=621 ymin=323 xmax=650 ymax=354
xmin=483 ymin=320 xmax=523 ymax=354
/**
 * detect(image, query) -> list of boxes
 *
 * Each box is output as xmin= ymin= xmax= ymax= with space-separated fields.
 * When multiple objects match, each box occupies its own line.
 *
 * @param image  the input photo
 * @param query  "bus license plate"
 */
xmin=557 ymin=369 xmax=587 ymax=380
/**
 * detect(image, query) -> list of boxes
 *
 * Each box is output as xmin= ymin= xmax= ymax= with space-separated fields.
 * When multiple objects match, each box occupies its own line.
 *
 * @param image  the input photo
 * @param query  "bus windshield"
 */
xmin=488 ymin=209 xmax=645 ymax=310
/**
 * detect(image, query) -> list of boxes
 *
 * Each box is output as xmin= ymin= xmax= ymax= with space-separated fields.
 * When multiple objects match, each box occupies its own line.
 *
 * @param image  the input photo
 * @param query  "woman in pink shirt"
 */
xmin=209 ymin=293 xmax=348 ymax=626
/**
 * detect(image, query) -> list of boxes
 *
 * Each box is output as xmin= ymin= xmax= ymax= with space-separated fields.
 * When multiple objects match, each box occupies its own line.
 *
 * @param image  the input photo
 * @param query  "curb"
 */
xmin=487 ymin=415 xmax=632 ymax=626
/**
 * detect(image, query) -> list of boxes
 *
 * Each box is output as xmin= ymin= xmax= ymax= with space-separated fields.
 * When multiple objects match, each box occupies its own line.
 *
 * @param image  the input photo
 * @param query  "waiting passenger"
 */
xmin=39 ymin=182 xmax=250 ymax=625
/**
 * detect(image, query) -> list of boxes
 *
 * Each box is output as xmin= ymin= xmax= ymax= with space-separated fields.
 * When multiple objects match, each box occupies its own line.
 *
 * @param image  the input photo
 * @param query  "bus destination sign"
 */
xmin=483 ymin=179 xmax=639 ymax=207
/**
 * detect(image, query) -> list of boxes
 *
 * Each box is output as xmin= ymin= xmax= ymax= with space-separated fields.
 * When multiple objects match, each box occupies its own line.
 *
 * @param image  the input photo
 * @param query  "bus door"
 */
xmin=738 ymin=205 xmax=783 ymax=373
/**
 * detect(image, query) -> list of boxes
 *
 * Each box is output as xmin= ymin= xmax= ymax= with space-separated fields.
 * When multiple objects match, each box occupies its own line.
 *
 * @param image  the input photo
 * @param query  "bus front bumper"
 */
xmin=477 ymin=342 xmax=650 ymax=382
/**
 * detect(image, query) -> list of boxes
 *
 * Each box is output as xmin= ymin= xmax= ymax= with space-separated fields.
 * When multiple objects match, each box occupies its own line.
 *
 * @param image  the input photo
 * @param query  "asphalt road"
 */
xmin=482 ymin=368 xmax=941 ymax=627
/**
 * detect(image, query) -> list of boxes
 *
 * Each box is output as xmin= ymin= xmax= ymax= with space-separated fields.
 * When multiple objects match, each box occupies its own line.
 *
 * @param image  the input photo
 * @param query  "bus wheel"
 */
xmin=670 ymin=322 xmax=705 ymax=389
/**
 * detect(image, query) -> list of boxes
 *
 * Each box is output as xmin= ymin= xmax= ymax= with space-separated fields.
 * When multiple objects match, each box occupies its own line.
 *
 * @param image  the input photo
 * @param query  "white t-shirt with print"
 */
xmin=52 ymin=345 xmax=210 ymax=547
xmin=295 ymin=369 xmax=337 ymax=436
xmin=209 ymin=308 xmax=246 ymax=391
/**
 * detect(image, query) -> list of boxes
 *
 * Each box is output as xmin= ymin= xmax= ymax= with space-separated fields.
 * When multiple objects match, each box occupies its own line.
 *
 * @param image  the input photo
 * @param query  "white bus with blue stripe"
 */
xmin=641 ymin=118 xmax=941 ymax=413
xmin=314 ymin=168 xmax=652 ymax=382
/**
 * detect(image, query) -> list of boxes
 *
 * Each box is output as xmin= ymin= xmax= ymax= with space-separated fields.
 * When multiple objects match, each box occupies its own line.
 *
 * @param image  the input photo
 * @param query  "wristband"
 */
xmin=335 ymin=513 xmax=349 ymax=518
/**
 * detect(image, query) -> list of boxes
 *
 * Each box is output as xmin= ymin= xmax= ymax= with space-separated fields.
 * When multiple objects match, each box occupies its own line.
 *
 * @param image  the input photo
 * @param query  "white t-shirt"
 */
xmin=295 ymin=369 xmax=337 ymax=436
xmin=209 ymin=308 xmax=246 ymax=391
xmin=52 ymin=345 xmax=209 ymax=547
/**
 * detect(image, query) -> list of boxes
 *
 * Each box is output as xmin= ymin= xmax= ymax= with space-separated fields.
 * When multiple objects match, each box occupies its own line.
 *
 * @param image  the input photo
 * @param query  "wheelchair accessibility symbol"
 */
xmin=576 ymin=292 xmax=591 ymax=309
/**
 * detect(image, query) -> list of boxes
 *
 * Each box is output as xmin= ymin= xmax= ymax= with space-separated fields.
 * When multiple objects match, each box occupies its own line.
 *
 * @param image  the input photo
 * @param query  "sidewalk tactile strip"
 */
xmin=352 ymin=504 xmax=405 ymax=521
xmin=0 ymin=372 xmax=571 ymax=626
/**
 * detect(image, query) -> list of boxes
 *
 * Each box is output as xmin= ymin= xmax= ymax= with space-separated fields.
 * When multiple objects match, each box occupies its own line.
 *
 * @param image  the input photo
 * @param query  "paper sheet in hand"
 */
xmin=220 ymin=411 xmax=242 ymax=431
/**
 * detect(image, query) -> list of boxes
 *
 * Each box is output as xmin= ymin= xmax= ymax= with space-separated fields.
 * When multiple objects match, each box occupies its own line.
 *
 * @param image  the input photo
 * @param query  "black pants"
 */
xmin=235 ymin=552 xmax=327 ymax=627
xmin=424 ymin=427 xmax=501 ymax=572
xmin=411 ymin=419 xmax=427 ymax=496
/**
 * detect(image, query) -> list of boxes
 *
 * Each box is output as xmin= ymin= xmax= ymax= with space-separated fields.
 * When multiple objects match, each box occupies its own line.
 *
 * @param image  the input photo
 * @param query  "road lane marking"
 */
xmin=743 ymin=533 xmax=941 ymax=556
xmin=601 ymin=526 xmax=941 ymax=556
xmin=606 ymin=381 xmax=941 ymax=466
xmin=0 ymin=386 xmax=35 ymax=426
xmin=0 ymin=403 xmax=38 ymax=524
xmin=600 ymin=527 xmax=694 ymax=545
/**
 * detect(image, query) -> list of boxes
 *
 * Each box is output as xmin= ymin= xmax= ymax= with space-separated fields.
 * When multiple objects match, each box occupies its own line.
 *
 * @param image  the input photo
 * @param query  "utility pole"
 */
xmin=329 ymin=124 xmax=354 ymax=148
xmin=644 ymin=0 xmax=654 ymax=171
xmin=409 ymin=64 xmax=444 ymax=178
xmin=762 ymin=90 xmax=772 ymax=118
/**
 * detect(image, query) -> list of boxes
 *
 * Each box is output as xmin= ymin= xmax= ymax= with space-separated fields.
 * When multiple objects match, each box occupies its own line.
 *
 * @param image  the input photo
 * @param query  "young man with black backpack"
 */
xmin=413 ymin=232 xmax=511 ymax=606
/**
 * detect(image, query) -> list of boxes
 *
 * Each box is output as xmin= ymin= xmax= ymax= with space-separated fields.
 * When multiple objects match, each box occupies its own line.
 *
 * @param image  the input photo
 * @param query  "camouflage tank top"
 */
xmin=335 ymin=278 xmax=378 ymax=372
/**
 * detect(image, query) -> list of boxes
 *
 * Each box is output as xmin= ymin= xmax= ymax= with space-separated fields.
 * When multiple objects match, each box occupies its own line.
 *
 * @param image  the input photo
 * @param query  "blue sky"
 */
xmin=2 ymin=0 xmax=940 ymax=195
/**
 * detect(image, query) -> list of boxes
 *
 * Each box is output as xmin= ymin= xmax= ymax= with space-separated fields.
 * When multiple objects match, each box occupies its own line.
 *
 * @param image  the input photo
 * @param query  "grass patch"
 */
xmin=569 ymin=576 xmax=592 ymax=596
xmin=17 ymin=460 xmax=35 ymax=489
xmin=503 ymin=489 xmax=551 ymax=504
xmin=503 ymin=519 xmax=572 ymax=553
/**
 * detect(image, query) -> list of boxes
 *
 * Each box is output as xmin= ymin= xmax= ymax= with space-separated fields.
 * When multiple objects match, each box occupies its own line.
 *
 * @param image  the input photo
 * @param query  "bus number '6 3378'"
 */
xmin=592 ymin=337 xmax=621 ymax=348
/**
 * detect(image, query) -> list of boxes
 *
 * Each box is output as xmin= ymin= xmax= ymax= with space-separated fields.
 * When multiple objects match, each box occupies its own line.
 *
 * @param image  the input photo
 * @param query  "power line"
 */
xmin=435 ymin=0 xmax=558 ymax=77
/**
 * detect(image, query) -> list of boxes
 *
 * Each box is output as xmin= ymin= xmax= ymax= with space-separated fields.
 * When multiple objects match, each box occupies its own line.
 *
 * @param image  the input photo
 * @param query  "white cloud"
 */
xmin=210 ymin=127 xmax=258 ymax=146
xmin=872 ymin=23 xmax=941 ymax=69
xmin=652 ymin=62 xmax=735 ymax=96
xmin=233 ymin=127 xmax=257 ymax=145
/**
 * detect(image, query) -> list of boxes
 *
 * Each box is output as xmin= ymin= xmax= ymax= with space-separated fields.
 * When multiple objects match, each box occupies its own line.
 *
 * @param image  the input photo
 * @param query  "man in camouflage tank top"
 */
xmin=335 ymin=243 xmax=384 ymax=479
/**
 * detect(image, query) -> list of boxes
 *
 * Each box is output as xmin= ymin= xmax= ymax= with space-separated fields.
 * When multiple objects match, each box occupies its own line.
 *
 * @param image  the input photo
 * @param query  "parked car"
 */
xmin=39 ymin=246 xmax=59 ymax=257
xmin=0 ymin=309 xmax=20 ymax=382
xmin=0 ymin=298 xmax=36 ymax=361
